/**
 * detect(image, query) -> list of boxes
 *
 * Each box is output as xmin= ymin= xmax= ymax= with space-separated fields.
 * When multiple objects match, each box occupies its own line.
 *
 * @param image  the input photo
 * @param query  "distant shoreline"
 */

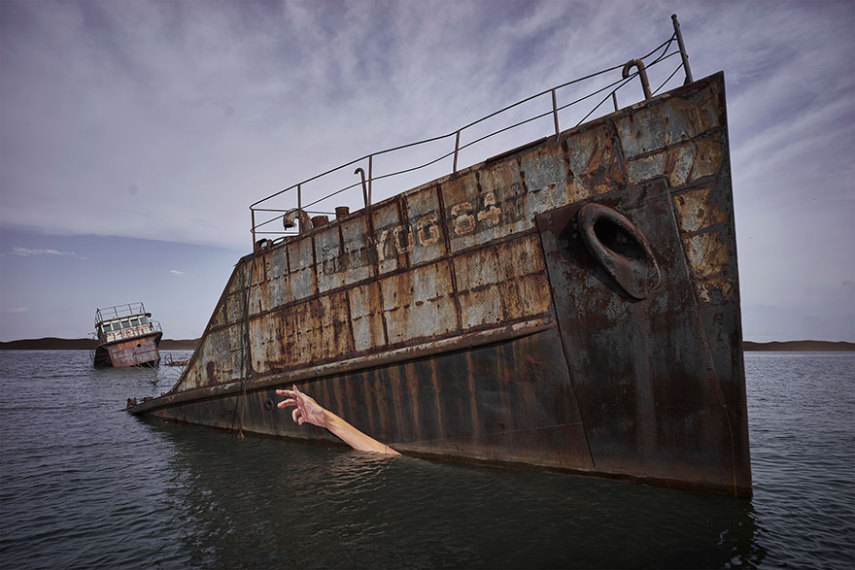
xmin=0 ymin=337 xmax=852 ymax=352
xmin=0 ymin=338 xmax=199 ymax=350
xmin=741 ymin=340 xmax=854 ymax=352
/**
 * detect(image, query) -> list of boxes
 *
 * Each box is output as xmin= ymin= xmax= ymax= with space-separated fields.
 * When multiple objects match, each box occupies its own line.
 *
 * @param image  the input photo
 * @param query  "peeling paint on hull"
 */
xmin=94 ymin=332 xmax=162 ymax=368
xmin=129 ymin=73 xmax=752 ymax=497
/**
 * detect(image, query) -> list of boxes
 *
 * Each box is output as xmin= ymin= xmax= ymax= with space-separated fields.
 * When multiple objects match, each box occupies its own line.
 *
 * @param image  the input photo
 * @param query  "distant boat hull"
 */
xmin=94 ymin=331 xmax=163 ymax=368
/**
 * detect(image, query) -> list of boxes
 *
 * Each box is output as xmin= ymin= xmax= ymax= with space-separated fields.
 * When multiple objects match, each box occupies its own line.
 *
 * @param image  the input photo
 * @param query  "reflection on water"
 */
xmin=155 ymin=420 xmax=764 ymax=569
xmin=1 ymin=351 xmax=853 ymax=569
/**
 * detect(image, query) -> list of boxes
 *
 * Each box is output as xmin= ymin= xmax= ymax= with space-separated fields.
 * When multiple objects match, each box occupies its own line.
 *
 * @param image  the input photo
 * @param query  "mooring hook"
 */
xmin=622 ymin=59 xmax=652 ymax=100
xmin=576 ymin=202 xmax=661 ymax=300
xmin=355 ymin=167 xmax=369 ymax=207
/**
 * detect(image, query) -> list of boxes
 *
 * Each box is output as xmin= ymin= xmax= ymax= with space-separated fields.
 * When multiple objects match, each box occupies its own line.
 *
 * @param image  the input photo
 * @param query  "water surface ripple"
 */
xmin=1 ymin=351 xmax=852 ymax=568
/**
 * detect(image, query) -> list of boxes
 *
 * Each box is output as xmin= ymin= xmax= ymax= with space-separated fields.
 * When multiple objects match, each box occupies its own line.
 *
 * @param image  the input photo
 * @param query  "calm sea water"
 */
xmin=0 ymin=350 xmax=852 ymax=569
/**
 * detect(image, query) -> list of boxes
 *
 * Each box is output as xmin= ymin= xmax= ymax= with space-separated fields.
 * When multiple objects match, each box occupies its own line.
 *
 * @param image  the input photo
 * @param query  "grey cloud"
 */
xmin=10 ymin=247 xmax=76 ymax=257
xmin=2 ymin=307 xmax=30 ymax=314
xmin=1 ymin=0 xmax=853 ymax=342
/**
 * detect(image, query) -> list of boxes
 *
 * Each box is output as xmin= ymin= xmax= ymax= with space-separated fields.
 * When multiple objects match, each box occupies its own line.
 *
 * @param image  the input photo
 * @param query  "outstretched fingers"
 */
xmin=276 ymin=385 xmax=324 ymax=427
xmin=277 ymin=387 xmax=306 ymax=425
xmin=294 ymin=392 xmax=310 ymax=425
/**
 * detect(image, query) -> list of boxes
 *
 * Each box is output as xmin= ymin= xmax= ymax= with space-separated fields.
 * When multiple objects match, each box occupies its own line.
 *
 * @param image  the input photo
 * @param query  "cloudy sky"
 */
xmin=1 ymin=0 xmax=852 ymax=342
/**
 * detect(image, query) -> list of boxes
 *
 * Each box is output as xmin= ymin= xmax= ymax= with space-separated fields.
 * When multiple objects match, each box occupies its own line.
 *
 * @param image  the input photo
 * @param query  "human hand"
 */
xmin=276 ymin=384 xmax=329 ymax=428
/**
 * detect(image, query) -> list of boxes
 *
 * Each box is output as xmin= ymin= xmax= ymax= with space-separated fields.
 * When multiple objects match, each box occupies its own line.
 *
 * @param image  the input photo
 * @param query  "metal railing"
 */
xmin=249 ymin=15 xmax=693 ymax=249
xmin=94 ymin=302 xmax=152 ymax=327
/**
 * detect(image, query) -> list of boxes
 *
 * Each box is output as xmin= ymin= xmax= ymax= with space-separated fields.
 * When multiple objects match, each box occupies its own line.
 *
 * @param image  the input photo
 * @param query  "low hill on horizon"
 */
xmin=0 ymin=337 xmax=200 ymax=350
xmin=741 ymin=340 xmax=854 ymax=352
xmin=1 ymin=337 xmax=852 ymax=352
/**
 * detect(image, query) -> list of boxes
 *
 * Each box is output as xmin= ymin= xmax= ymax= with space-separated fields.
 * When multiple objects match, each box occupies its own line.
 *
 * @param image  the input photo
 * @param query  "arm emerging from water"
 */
xmin=276 ymin=385 xmax=400 ymax=456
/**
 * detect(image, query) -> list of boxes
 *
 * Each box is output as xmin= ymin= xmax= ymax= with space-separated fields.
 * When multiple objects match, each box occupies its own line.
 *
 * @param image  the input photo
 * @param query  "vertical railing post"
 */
xmin=297 ymin=184 xmax=302 ymax=235
xmin=453 ymin=130 xmax=461 ymax=174
xmin=551 ymin=88 xmax=560 ymax=137
xmin=250 ymin=208 xmax=257 ymax=249
xmin=672 ymin=14 xmax=693 ymax=84
xmin=368 ymin=154 xmax=373 ymax=206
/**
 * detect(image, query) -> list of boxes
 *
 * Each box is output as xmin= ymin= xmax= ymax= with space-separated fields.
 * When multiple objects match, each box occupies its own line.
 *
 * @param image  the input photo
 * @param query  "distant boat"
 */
xmin=92 ymin=303 xmax=162 ymax=368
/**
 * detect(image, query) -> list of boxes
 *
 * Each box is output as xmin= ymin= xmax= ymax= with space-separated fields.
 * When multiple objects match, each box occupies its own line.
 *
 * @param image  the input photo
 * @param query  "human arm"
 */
xmin=275 ymin=385 xmax=400 ymax=456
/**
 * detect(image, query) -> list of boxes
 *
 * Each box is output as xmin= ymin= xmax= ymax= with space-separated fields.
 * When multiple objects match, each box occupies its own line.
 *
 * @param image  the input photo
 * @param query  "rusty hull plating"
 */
xmin=129 ymin=73 xmax=752 ymax=498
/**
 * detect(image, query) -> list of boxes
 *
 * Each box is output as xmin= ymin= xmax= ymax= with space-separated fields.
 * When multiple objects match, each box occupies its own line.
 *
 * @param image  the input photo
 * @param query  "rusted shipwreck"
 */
xmin=93 ymin=302 xmax=162 ymax=368
xmin=129 ymin=18 xmax=752 ymax=497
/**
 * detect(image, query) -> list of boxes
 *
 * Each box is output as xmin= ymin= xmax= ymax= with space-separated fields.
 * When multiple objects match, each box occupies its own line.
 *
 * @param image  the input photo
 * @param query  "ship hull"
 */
xmin=94 ymin=331 xmax=163 ymax=368
xmin=129 ymin=73 xmax=752 ymax=497
xmin=132 ymin=322 xmax=748 ymax=496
